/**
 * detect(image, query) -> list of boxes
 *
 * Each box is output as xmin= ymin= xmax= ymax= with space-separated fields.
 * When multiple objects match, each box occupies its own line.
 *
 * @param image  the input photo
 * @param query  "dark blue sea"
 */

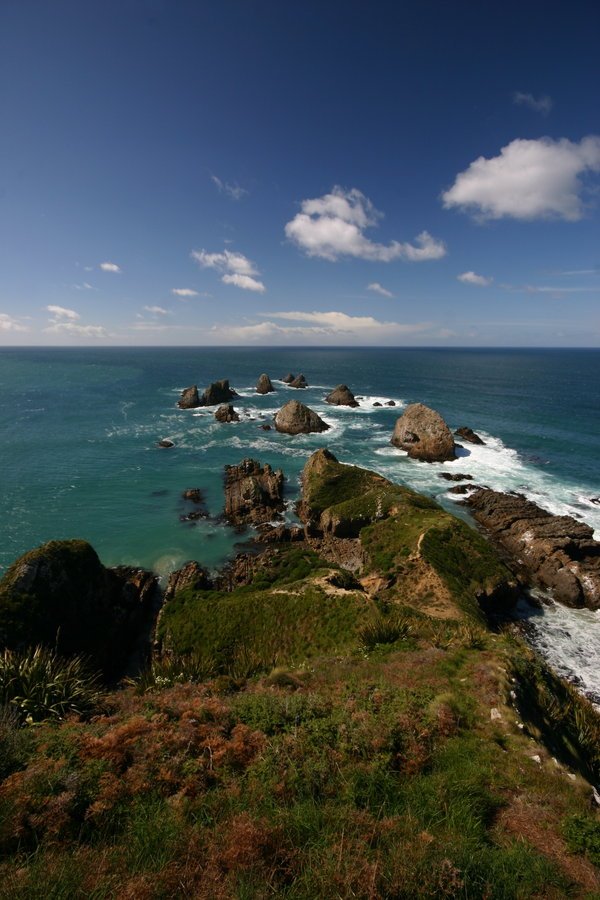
xmin=1 ymin=347 xmax=599 ymax=695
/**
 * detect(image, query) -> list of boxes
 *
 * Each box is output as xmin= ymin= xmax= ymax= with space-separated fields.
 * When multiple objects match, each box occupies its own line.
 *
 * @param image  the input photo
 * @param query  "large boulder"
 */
xmin=177 ymin=385 xmax=200 ymax=409
xmin=391 ymin=403 xmax=456 ymax=462
xmin=290 ymin=374 xmax=308 ymax=389
xmin=325 ymin=385 xmax=359 ymax=407
xmin=199 ymin=379 xmax=237 ymax=406
xmin=215 ymin=404 xmax=240 ymax=423
xmin=256 ymin=374 xmax=275 ymax=394
xmin=224 ymin=458 xmax=285 ymax=526
xmin=466 ymin=489 xmax=600 ymax=610
xmin=274 ymin=400 xmax=330 ymax=435
xmin=0 ymin=540 xmax=159 ymax=679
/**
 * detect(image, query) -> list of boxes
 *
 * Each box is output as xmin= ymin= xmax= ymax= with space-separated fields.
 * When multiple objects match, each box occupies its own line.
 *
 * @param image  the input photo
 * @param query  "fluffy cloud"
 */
xmin=0 ymin=313 xmax=27 ymax=332
xmin=211 ymin=174 xmax=248 ymax=200
xmin=192 ymin=248 xmax=265 ymax=292
xmin=367 ymin=282 xmax=394 ymax=297
xmin=99 ymin=261 xmax=122 ymax=273
xmin=442 ymin=136 xmax=600 ymax=221
xmin=171 ymin=288 xmax=199 ymax=298
xmin=143 ymin=305 xmax=169 ymax=315
xmin=284 ymin=186 xmax=446 ymax=262
xmin=513 ymin=92 xmax=553 ymax=115
xmin=457 ymin=271 xmax=492 ymax=286
xmin=46 ymin=305 xmax=80 ymax=320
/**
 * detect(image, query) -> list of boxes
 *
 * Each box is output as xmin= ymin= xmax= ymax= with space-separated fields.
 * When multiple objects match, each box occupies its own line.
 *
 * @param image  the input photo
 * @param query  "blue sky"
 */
xmin=0 ymin=0 xmax=599 ymax=346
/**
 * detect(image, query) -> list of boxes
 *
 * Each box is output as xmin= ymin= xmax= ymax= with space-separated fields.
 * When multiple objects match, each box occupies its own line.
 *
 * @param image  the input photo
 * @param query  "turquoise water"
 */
xmin=2 ymin=346 xmax=600 ymax=696
xmin=1 ymin=347 xmax=599 ymax=577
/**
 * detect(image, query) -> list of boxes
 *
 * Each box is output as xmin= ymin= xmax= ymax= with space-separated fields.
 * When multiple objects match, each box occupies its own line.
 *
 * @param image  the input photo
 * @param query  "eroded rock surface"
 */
xmin=325 ymin=385 xmax=359 ymax=407
xmin=177 ymin=385 xmax=200 ymax=409
xmin=466 ymin=489 xmax=600 ymax=609
xmin=215 ymin=404 xmax=240 ymax=423
xmin=391 ymin=403 xmax=456 ymax=462
xmin=274 ymin=400 xmax=329 ymax=435
xmin=164 ymin=561 xmax=212 ymax=603
xmin=224 ymin=458 xmax=285 ymax=525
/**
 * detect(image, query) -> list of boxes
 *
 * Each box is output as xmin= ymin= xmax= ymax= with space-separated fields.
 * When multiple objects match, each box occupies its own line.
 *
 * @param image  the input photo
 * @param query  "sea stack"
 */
xmin=215 ymin=404 xmax=240 ymax=423
xmin=391 ymin=403 xmax=456 ymax=462
xmin=256 ymin=373 xmax=275 ymax=394
xmin=177 ymin=385 xmax=200 ymax=409
xmin=325 ymin=385 xmax=359 ymax=407
xmin=274 ymin=400 xmax=330 ymax=434
xmin=199 ymin=379 xmax=237 ymax=406
xmin=289 ymin=374 xmax=308 ymax=388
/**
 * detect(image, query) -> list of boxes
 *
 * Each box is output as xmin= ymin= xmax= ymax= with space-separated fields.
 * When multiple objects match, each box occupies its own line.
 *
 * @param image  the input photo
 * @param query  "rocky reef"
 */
xmin=274 ymin=400 xmax=329 ymax=434
xmin=391 ymin=402 xmax=456 ymax=462
xmin=466 ymin=489 xmax=600 ymax=609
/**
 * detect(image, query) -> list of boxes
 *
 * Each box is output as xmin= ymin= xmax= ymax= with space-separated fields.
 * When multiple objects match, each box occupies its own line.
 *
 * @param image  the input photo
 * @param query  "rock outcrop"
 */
xmin=466 ymin=489 xmax=600 ymax=609
xmin=215 ymin=404 xmax=240 ymax=423
xmin=199 ymin=379 xmax=237 ymax=406
xmin=158 ymin=438 xmax=175 ymax=448
xmin=177 ymin=385 xmax=200 ymax=409
xmin=289 ymin=374 xmax=308 ymax=388
xmin=325 ymin=385 xmax=359 ymax=407
xmin=0 ymin=540 xmax=160 ymax=679
xmin=439 ymin=473 xmax=473 ymax=482
xmin=282 ymin=373 xmax=295 ymax=384
xmin=256 ymin=374 xmax=275 ymax=394
xmin=164 ymin=562 xmax=212 ymax=603
xmin=455 ymin=426 xmax=485 ymax=445
xmin=391 ymin=403 xmax=456 ymax=462
xmin=223 ymin=458 xmax=285 ymax=526
xmin=274 ymin=400 xmax=330 ymax=435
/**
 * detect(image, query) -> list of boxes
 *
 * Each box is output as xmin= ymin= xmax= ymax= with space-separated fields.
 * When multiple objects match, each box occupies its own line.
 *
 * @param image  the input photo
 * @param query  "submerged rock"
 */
xmin=289 ymin=373 xmax=308 ymax=388
xmin=158 ymin=438 xmax=175 ymax=448
xmin=215 ymin=404 xmax=240 ymax=423
xmin=391 ymin=403 xmax=456 ymax=462
xmin=466 ymin=489 xmax=600 ymax=609
xmin=177 ymin=385 xmax=200 ymax=409
xmin=256 ymin=373 xmax=275 ymax=394
xmin=224 ymin=458 xmax=285 ymax=526
xmin=455 ymin=426 xmax=485 ymax=445
xmin=274 ymin=400 xmax=330 ymax=435
xmin=199 ymin=379 xmax=237 ymax=406
xmin=325 ymin=385 xmax=359 ymax=407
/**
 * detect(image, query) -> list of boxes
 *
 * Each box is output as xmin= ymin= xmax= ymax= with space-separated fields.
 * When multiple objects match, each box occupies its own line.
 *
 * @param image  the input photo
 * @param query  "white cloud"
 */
xmin=367 ymin=282 xmax=394 ymax=297
xmin=73 ymin=282 xmax=95 ymax=291
xmin=46 ymin=305 xmax=80 ymax=320
xmin=221 ymin=273 xmax=265 ymax=292
xmin=99 ymin=261 xmax=122 ymax=273
xmin=284 ymin=186 xmax=446 ymax=262
xmin=191 ymin=248 xmax=266 ymax=292
xmin=513 ymin=92 xmax=553 ymax=115
xmin=44 ymin=322 xmax=107 ymax=337
xmin=442 ymin=136 xmax=600 ymax=221
xmin=143 ymin=305 xmax=169 ymax=315
xmin=211 ymin=174 xmax=248 ymax=200
xmin=458 ymin=271 xmax=493 ymax=286
xmin=0 ymin=313 xmax=28 ymax=332
xmin=171 ymin=288 xmax=199 ymax=298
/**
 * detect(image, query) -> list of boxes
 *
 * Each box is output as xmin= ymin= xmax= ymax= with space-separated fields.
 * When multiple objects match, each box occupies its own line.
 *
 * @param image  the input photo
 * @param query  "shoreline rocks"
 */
xmin=274 ymin=400 xmax=330 ymax=435
xmin=455 ymin=426 xmax=485 ymax=445
xmin=391 ymin=403 xmax=456 ymax=462
xmin=224 ymin=458 xmax=285 ymax=526
xmin=164 ymin=562 xmax=212 ymax=603
xmin=466 ymin=489 xmax=600 ymax=609
xmin=325 ymin=385 xmax=359 ymax=407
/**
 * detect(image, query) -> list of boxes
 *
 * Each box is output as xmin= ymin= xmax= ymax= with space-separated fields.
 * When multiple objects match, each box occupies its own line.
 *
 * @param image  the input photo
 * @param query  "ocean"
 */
xmin=1 ymin=346 xmax=599 ymax=697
